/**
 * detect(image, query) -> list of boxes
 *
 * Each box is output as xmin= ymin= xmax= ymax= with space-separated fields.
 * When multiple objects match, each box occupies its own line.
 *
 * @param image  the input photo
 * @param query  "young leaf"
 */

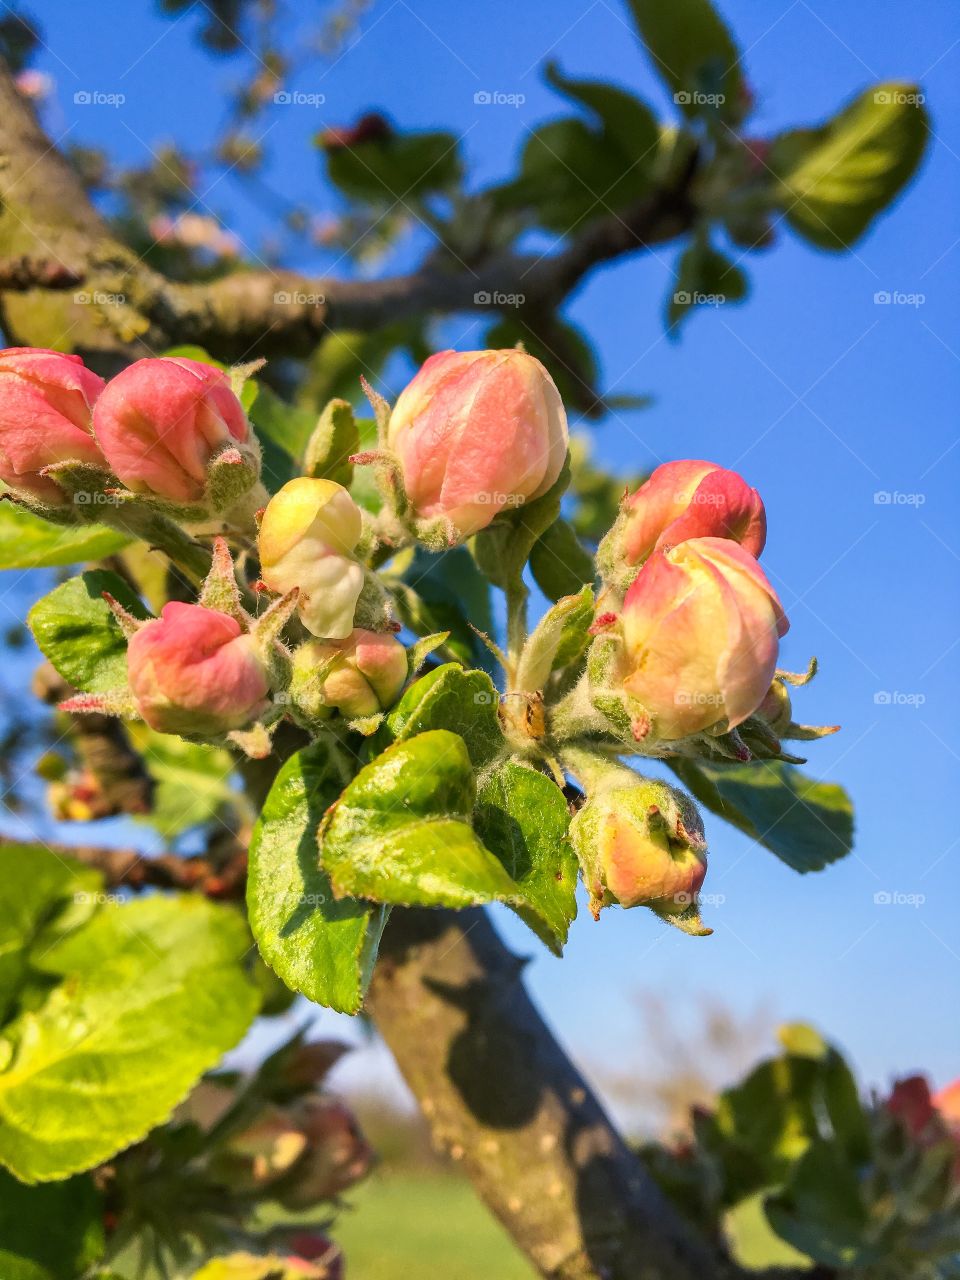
xmin=544 ymin=61 xmax=660 ymax=164
xmin=627 ymin=0 xmax=745 ymax=122
xmin=379 ymin=663 xmax=503 ymax=767
xmin=28 ymin=570 xmax=149 ymax=693
xmin=320 ymin=731 xmax=517 ymax=908
xmin=516 ymin=585 xmax=594 ymax=692
xmin=0 ymin=895 xmax=258 ymax=1182
xmin=667 ymin=238 xmax=748 ymax=333
xmin=669 ymin=758 xmax=853 ymax=873
xmin=764 ymin=1142 xmax=871 ymax=1268
xmin=770 ymin=84 xmax=929 ymax=251
xmin=0 ymin=1168 xmax=104 ymax=1280
xmin=323 ymin=130 xmax=462 ymax=203
xmin=389 ymin=546 xmax=497 ymax=674
xmin=0 ymin=501 xmax=129 ymax=570
xmin=247 ymin=740 xmax=388 ymax=1015
xmin=303 ymin=397 xmax=359 ymax=487
xmin=475 ymin=762 xmax=578 ymax=954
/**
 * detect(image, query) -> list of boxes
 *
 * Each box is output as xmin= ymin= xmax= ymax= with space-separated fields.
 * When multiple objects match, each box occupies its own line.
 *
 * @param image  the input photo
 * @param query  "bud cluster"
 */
xmin=0 ymin=348 xmax=264 ymax=523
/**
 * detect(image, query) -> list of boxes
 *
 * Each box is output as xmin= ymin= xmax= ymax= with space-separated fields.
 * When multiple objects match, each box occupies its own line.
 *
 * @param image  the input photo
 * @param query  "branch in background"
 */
xmin=0 ymin=56 xmax=697 ymax=368
xmin=6 ymin=837 xmax=249 ymax=899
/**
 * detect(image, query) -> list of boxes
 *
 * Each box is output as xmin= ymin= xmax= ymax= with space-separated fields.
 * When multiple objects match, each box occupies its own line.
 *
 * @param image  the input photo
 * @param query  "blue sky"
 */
xmin=14 ymin=0 xmax=960 ymax=1117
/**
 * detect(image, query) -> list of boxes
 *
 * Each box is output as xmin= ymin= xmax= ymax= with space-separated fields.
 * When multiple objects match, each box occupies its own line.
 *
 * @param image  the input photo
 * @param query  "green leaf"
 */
xmin=765 ymin=1142 xmax=871 ymax=1267
xmin=323 ymin=130 xmax=462 ymax=203
xmin=544 ymin=61 xmax=659 ymax=170
xmin=378 ymin=663 xmax=503 ymax=768
xmin=0 ymin=895 xmax=258 ymax=1181
xmin=668 ymin=759 xmax=853 ymax=873
xmin=320 ymin=731 xmax=517 ymax=908
xmin=529 ymin=517 xmax=596 ymax=602
xmin=0 ymin=844 xmax=101 ymax=1025
xmin=475 ymin=762 xmax=578 ymax=954
xmin=667 ymin=238 xmax=748 ymax=332
xmin=770 ymin=85 xmax=928 ymax=251
xmin=626 ymin=0 xmax=745 ymax=121
xmin=725 ymin=1191 xmax=815 ymax=1270
xmin=247 ymin=740 xmax=388 ymax=1015
xmin=516 ymin=585 xmax=594 ymax=691
xmin=28 ymin=570 xmax=149 ymax=693
xmin=0 ymin=1168 xmax=104 ymax=1280
xmin=0 ymin=503 xmax=130 ymax=570
xmin=506 ymin=118 xmax=650 ymax=234
xmin=127 ymin=727 xmax=236 ymax=838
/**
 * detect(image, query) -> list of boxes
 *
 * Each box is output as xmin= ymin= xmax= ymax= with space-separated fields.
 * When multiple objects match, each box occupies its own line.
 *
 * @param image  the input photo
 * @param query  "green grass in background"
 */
xmin=336 ymin=1173 xmax=535 ymax=1279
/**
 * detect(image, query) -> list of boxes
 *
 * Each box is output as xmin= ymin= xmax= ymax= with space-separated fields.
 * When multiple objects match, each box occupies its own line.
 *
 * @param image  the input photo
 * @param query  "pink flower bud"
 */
xmin=387 ymin=348 xmax=569 ymax=536
xmin=571 ymin=778 xmax=707 ymax=921
xmin=0 ymin=347 xmax=106 ymax=503
xmin=278 ymin=1099 xmax=375 ymax=1210
xmin=127 ymin=602 xmax=270 ymax=736
xmin=292 ymin=629 xmax=407 ymax=719
xmin=92 ymin=356 xmax=250 ymax=502
xmin=619 ymin=537 xmax=788 ymax=740
xmin=610 ymin=459 xmax=766 ymax=572
xmin=258 ymin=478 xmax=365 ymax=639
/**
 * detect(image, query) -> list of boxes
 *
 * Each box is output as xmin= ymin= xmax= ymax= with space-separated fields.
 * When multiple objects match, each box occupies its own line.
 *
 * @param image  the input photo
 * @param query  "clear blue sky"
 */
xmin=14 ymin=0 xmax=960 ymax=1113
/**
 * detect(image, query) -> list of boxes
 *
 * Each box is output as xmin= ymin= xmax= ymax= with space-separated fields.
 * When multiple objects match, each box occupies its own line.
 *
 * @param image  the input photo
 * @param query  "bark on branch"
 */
xmin=0 ymin=56 xmax=696 ymax=373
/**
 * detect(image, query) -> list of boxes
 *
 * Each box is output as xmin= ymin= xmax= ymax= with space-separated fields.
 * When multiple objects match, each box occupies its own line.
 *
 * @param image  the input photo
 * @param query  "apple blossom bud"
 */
xmin=291 ymin=628 xmax=407 ymax=720
xmin=571 ymin=778 xmax=707 ymax=924
xmin=127 ymin=602 xmax=271 ymax=736
xmin=386 ymin=348 xmax=569 ymax=537
xmin=598 ymin=459 xmax=766 ymax=588
xmin=277 ymin=1099 xmax=375 ymax=1210
xmin=258 ymin=477 xmax=365 ymax=639
xmin=617 ymin=537 xmax=788 ymax=741
xmin=0 ymin=347 xmax=106 ymax=503
xmin=92 ymin=356 xmax=253 ymax=502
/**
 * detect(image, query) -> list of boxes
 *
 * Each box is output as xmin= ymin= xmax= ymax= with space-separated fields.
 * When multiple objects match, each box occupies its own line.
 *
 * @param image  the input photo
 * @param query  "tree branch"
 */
xmin=368 ymin=907 xmax=814 ymax=1280
xmin=0 ymin=56 xmax=696 ymax=371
